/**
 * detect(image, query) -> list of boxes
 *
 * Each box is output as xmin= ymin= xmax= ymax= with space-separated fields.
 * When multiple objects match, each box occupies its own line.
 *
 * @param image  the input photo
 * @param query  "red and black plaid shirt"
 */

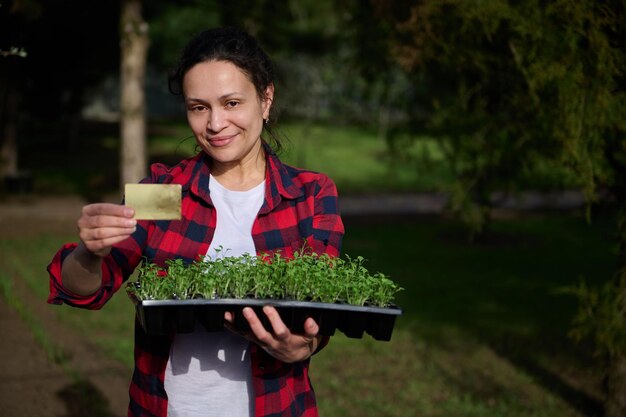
xmin=47 ymin=143 xmax=344 ymax=417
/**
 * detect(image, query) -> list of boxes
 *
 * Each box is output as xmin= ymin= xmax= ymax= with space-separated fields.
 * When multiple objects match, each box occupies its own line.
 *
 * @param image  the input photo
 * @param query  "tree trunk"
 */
xmin=1 ymin=87 xmax=18 ymax=178
xmin=0 ymin=54 xmax=21 ymax=179
xmin=119 ymin=0 xmax=148 ymax=188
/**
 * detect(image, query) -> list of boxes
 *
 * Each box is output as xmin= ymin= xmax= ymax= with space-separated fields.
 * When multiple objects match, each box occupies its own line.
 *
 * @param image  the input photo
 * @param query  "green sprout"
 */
xmin=127 ymin=251 xmax=403 ymax=308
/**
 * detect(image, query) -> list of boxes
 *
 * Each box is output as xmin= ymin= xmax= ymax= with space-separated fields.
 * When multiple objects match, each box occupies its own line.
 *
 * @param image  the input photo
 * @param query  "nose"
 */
xmin=208 ymin=109 xmax=226 ymax=132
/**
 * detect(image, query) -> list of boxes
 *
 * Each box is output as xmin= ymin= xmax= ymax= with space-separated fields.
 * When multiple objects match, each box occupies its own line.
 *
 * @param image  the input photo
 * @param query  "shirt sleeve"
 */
xmin=47 ymin=221 xmax=149 ymax=309
xmin=310 ymin=173 xmax=344 ymax=258
xmin=46 ymin=161 xmax=181 ymax=309
xmin=308 ymin=174 xmax=344 ymax=356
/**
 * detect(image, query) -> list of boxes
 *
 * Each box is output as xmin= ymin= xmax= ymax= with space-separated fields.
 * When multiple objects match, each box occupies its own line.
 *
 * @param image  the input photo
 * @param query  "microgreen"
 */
xmin=127 ymin=251 xmax=403 ymax=308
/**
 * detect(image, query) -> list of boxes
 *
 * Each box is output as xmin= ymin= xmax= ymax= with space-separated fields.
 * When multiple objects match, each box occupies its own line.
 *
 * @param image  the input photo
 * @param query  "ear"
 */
xmin=262 ymin=83 xmax=274 ymax=120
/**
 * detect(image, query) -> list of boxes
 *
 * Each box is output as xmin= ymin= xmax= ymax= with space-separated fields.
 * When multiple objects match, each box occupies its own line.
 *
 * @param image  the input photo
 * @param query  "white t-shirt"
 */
xmin=164 ymin=175 xmax=265 ymax=417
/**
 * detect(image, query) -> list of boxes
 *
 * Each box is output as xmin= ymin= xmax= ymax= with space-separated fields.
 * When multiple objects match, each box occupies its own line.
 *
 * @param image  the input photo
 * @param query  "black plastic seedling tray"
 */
xmin=130 ymin=296 xmax=403 ymax=341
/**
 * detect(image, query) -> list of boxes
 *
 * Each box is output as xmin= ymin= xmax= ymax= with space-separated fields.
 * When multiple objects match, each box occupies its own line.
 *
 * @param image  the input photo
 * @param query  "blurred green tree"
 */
xmin=145 ymin=0 xmax=221 ymax=72
xmin=366 ymin=0 xmax=626 ymax=415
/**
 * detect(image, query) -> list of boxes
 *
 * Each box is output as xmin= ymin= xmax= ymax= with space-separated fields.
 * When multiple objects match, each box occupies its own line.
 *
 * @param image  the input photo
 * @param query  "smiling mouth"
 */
xmin=207 ymin=134 xmax=236 ymax=147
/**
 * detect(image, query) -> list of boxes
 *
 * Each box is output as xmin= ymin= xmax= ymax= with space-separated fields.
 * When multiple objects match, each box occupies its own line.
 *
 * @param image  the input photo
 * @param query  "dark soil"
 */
xmin=0 ymin=195 xmax=130 ymax=417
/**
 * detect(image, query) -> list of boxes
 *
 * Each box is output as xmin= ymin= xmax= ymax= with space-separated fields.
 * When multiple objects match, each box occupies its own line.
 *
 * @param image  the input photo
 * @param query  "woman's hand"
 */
xmin=78 ymin=203 xmax=137 ymax=257
xmin=60 ymin=203 xmax=136 ymax=296
xmin=225 ymin=306 xmax=321 ymax=363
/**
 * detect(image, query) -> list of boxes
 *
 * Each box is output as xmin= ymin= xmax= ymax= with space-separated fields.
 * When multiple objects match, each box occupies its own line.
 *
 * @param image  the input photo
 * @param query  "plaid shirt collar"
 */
xmin=179 ymin=141 xmax=304 ymax=214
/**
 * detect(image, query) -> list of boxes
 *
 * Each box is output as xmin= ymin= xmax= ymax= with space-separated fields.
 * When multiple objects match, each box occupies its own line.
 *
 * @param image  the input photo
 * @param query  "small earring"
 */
xmin=264 ymin=118 xmax=269 ymax=125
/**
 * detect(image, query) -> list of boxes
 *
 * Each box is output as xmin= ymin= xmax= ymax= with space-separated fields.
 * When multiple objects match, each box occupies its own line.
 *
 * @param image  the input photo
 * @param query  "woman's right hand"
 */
xmin=78 ymin=203 xmax=137 ymax=257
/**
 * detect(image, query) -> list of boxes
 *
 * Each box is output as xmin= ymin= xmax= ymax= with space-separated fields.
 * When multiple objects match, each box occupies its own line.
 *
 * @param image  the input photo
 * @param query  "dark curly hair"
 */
xmin=169 ymin=27 xmax=273 ymax=97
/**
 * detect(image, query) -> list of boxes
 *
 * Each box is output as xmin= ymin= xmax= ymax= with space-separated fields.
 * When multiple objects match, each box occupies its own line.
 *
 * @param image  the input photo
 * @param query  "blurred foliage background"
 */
xmin=1 ymin=0 xmax=625 ymax=416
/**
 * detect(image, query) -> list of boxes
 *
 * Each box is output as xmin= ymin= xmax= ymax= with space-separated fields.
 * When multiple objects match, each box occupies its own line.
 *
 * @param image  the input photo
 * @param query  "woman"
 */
xmin=47 ymin=26 xmax=344 ymax=417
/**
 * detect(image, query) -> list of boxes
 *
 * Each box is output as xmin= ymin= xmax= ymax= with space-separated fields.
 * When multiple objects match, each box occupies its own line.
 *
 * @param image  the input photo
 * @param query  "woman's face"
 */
xmin=183 ymin=60 xmax=273 ymax=166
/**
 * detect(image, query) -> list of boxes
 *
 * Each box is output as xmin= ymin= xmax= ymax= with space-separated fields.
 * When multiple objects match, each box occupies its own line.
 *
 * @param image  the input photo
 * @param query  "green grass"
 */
xmin=18 ymin=121 xmax=451 ymax=197
xmin=0 ymin=210 xmax=615 ymax=416
xmin=311 ymin=213 xmax=613 ymax=417
xmin=0 ymin=235 xmax=136 ymax=368
xmin=143 ymin=121 xmax=451 ymax=193
xmin=143 ymin=121 xmax=584 ymax=193
xmin=18 ymin=120 xmax=582 ymax=198
xmin=314 ymin=331 xmax=577 ymax=417
xmin=0 ymin=271 xmax=69 ymax=365
xmin=278 ymin=123 xmax=451 ymax=193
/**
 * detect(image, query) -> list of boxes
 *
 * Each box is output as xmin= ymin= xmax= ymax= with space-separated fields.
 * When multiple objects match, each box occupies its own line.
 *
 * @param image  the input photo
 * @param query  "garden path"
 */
xmin=0 ymin=195 xmax=129 ymax=417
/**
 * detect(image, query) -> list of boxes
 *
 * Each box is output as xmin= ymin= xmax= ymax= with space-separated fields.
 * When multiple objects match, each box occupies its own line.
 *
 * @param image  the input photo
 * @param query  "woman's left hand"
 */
xmin=224 ymin=306 xmax=321 ymax=363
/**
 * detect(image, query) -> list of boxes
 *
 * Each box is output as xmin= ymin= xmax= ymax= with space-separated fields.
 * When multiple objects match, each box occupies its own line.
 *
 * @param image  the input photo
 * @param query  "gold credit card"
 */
xmin=124 ymin=184 xmax=182 ymax=220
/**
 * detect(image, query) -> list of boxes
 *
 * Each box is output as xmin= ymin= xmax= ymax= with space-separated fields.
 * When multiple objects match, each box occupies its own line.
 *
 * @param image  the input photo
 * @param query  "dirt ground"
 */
xmin=0 ymin=195 xmax=130 ymax=417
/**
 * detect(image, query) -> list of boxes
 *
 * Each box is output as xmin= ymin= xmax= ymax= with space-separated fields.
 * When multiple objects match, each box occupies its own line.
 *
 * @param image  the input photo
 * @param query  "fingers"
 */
xmin=261 ymin=306 xmax=290 ymax=341
xmin=235 ymin=306 xmax=320 ymax=363
xmin=82 ymin=203 xmax=135 ymax=218
xmin=302 ymin=317 xmax=320 ymax=339
xmin=78 ymin=203 xmax=137 ymax=256
xmin=81 ymin=235 xmax=133 ymax=257
xmin=242 ymin=306 xmax=319 ymax=340
xmin=224 ymin=311 xmax=234 ymax=323
xmin=224 ymin=316 xmax=249 ymax=338
xmin=243 ymin=307 xmax=274 ymax=341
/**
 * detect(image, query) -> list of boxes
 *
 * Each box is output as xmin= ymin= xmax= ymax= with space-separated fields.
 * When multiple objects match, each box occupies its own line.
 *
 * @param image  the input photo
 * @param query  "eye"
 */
xmin=188 ymin=104 xmax=207 ymax=112
xmin=225 ymin=100 xmax=239 ymax=108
